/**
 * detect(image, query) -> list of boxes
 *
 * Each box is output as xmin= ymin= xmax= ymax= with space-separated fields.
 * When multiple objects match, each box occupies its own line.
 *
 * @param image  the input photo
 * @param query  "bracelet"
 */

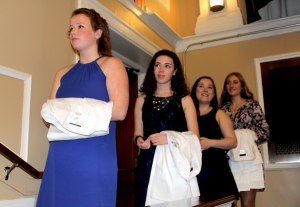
xmin=134 ymin=135 xmax=143 ymax=144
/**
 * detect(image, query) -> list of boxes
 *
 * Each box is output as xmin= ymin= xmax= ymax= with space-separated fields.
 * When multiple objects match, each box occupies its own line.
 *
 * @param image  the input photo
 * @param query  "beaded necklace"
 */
xmin=152 ymin=91 xmax=173 ymax=111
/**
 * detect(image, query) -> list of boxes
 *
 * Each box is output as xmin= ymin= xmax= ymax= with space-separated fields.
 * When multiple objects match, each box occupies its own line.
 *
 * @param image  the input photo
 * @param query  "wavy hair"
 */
xmin=219 ymin=72 xmax=254 ymax=105
xmin=69 ymin=8 xmax=111 ymax=57
xmin=191 ymin=76 xmax=218 ymax=115
xmin=139 ymin=49 xmax=189 ymax=99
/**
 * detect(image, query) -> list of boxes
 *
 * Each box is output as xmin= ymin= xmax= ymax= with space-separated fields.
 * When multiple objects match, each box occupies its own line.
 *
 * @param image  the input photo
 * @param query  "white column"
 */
xmin=195 ymin=0 xmax=243 ymax=35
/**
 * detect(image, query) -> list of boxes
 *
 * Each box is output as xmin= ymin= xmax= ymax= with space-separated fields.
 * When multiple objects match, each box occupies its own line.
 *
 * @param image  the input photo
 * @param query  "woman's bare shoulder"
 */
xmin=56 ymin=64 xmax=76 ymax=78
xmin=97 ymin=56 xmax=124 ymax=75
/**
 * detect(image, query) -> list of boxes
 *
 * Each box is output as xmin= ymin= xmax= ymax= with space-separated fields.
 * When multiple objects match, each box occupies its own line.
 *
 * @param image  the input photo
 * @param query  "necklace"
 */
xmin=230 ymin=100 xmax=246 ymax=117
xmin=152 ymin=91 xmax=173 ymax=111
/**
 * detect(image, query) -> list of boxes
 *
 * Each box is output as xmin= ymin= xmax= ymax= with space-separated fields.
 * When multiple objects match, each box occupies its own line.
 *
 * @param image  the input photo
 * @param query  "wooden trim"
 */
xmin=146 ymin=195 xmax=235 ymax=207
xmin=197 ymin=195 xmax=235 ymax=207
xmin=0 ymin=143 xmax=43 ymax=179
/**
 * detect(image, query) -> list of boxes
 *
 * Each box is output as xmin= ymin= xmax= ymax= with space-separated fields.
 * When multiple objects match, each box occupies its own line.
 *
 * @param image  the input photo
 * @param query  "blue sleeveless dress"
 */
xmin=37 ymin=56 xmax=117 ymax=207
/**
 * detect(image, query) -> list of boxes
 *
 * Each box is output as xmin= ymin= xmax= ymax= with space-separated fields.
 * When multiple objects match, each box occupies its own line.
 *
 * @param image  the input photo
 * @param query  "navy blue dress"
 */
xmin=37 ymin=56 xmax=117 ymax=207
xmin=197 ymin=107 xmax=239 ymax=199
xmin=134 ymin=95 xmax=188 ymax=207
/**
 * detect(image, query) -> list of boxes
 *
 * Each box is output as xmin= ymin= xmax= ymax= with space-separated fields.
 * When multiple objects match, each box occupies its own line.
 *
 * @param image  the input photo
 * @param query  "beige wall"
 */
xmin=178 ymin=31 xmax=300 ymax=207
xmin=178 ymin=0 xmax=199 ymax=37
xmin=0 ymin=0 xmax=77 ymax=200
xmin=0 ymin=75 xmax=23 ymax=154
xmin=97 ymin=0 xmax=174 ymax=51
xmin=181 ymin=31 xmax=300 ymax=99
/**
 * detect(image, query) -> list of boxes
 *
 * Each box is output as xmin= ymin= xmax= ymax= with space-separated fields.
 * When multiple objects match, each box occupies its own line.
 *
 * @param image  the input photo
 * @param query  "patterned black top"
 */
xmin=134 ymin=95 xmax=187 ymax=207
xmin=220 ymin=99 xmax=270 ymax=143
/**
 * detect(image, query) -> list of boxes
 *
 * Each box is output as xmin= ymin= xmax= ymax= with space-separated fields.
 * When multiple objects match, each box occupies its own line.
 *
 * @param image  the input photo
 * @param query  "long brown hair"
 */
xmin=69 ymin=8 xmax=111 ymax=57
xmin=139 ymin=49 xmax=189 ymax=99
xmin=220 ymin=72 xmax=254 ymax=105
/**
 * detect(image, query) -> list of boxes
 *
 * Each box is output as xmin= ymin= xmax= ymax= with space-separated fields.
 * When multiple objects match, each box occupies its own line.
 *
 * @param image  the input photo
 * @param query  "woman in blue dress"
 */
xmin=37 ymin=8 xmax=129 ymax=207
xmin=133 ymin=49 xmax=200 ymax=207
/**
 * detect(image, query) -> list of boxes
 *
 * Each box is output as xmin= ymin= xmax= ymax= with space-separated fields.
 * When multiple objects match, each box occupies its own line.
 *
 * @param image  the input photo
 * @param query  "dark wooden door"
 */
xmin=261 ymin=57 xmax=300 ymax=163
xmin=116 ymin=71 xmax=138 ymax=181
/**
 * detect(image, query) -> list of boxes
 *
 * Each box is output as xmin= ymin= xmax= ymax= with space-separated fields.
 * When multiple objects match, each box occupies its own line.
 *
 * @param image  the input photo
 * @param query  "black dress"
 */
xmin=134 ymin=95 xmax=188 ymax=207
xmin=197 ymin=107 xmax=239 ymax=199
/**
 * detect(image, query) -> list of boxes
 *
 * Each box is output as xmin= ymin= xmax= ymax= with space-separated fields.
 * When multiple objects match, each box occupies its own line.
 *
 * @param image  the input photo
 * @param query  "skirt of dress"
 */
xmin=37 ymin=134 xmax=117 ymax=207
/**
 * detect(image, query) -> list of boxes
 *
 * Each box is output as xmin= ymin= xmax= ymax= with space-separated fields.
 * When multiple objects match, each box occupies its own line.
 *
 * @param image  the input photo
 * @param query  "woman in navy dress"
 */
xmin=191 ymin=76 xmax=239 ymax=199
xmin=220 ymin=72 xmax=270 ymax=207
xmin=37 ymin=8 xmax=129 ymax=207
xmin=133 ymin=50 xmax=200 ymax=207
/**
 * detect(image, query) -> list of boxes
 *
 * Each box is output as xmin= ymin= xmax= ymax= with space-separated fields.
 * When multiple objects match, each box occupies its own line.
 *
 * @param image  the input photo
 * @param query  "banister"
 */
xmin=0 ymin=142 xmax=43 ymax=180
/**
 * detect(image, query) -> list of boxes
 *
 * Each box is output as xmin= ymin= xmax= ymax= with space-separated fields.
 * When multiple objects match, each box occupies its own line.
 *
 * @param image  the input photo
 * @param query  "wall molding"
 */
xmin=0 ymin=65 xmax=32 ymax=162
xmin=118 ymin=0 xmax=181 ymax=47
xmin=254 ymin=52 xmax=300 ymax=170
xmin=177 ymin=14 xmax=300 ymax=53
xmin=0 ymin=197 xmax=35 ymax=207
xmin=155 ymin=0 xmax=170 ymax=13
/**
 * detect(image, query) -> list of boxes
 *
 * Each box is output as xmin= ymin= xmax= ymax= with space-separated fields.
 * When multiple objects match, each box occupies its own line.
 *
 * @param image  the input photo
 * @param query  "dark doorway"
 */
xmin=261 ymin=57 xmax=300 ymax=164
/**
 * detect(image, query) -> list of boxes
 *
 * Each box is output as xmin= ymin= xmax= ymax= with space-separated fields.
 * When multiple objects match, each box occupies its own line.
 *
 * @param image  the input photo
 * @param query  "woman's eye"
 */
xmin=79 ymin=25 xmax=84 ymax=29
xmin=154 ymin=64 xmax=160 ymax=67
xmin=226 ymin=82 xmax=230 ymax=85
xmin=165 ymin=65 xmax=170 ymax=68
xmin=209 ymin=87 xmax=213 ymax=89
xmin=69 ymin=28 xmax=73 ymax=32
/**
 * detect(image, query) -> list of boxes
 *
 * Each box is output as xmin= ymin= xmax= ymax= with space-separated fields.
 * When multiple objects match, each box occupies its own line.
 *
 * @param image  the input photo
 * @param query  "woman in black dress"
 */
xmin=191 ymin=76 xmax=239 ymax=199
xmin=133 ymin=49 xmax=200 ymax=207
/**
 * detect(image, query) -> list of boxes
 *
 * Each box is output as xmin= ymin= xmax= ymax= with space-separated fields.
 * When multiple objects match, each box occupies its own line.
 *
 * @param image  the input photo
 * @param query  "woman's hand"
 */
xmin=137 ymin=137 xmax=151 ymax=150
xmin=149 ymin=133 xmax=168 ymax=146
xmin=199 ymin=137 xmax=213 ymax=151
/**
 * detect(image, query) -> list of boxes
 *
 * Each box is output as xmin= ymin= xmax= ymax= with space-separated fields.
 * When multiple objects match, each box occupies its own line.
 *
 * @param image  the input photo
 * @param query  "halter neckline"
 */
xmin=78 ymin=55 xmax=105 ymax=65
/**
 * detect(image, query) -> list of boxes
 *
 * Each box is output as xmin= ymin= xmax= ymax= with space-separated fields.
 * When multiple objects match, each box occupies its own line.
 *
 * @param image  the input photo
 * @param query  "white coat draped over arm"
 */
xmin=145 ymin=131 xmax=202 ymax=205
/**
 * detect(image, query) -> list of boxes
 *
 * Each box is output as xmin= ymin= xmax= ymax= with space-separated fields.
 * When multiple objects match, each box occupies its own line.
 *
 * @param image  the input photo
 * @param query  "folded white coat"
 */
xmin=228 ymin=129 xmax=264 ymax=191
xmin=145 ymin=131 xmax=202 ymax=206
xmin=41 ymin=98 xmax=113 ymax=141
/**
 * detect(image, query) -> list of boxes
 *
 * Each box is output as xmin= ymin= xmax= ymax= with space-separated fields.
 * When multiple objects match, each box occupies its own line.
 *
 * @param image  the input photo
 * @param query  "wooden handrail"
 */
xmin=146 ymin=195 xmax=236 ymax=207
xmin=0 ymin=143 xmax=43 ymax=179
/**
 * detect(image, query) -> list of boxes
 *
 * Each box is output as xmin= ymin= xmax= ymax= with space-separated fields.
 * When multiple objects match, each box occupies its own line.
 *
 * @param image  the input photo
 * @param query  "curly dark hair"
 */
xmin=68 ymin=8 xmax=111 ymax=57
xmin=191 ymin=76 xmax=218 ymax=115
xmin=219 ymin=72 xmax=254 ymax=105
xmin=139 ymin=49 xmax=189 ymax=99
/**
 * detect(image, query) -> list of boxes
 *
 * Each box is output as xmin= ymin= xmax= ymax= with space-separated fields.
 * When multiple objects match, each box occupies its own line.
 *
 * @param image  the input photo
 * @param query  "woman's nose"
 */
xmin=70 ymin=29 xmax=76 ymax=35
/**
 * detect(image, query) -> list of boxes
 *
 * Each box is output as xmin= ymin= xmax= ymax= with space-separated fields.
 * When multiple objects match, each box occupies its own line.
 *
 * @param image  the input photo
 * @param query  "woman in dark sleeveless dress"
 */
xmin=134 ymin=49 xmax=200 ymax=207
xmin=191 ymin=76 xmax=239 ymax=199
xmin=37 ymin=8 xmax=129 ymax=207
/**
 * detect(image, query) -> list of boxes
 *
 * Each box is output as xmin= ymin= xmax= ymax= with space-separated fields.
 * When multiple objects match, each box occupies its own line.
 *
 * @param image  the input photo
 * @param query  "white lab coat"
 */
xmin=41 ymin=98 xmax=113 ymax=141
xmin=228 ymin=129 xmax=264 ymax=191
xmin=145 ymin=131 xmax=202 ymax=205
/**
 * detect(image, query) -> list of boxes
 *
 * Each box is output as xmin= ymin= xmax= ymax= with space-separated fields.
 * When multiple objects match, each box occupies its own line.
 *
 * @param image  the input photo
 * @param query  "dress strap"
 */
xmin=95 ymin=55 xmax=105 ymax=61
